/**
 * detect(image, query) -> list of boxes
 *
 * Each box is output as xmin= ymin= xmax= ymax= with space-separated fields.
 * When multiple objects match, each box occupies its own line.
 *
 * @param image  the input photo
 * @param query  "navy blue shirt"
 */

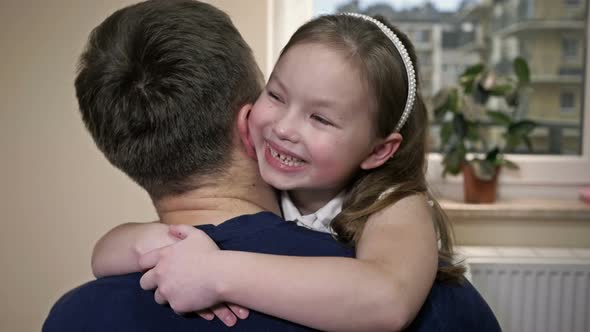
xmin=43 ymin=212 xmax=500 ymax=331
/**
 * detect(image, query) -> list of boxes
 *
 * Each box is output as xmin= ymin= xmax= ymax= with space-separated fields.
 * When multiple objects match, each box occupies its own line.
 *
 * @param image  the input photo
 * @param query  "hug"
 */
xmin=44 ymin=1 xmax=500 ymax=331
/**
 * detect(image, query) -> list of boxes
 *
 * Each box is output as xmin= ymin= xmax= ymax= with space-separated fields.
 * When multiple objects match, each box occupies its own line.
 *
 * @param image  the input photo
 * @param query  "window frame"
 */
xmin=560 ymin=90 xmax=577 ymax=112
xmin=269 ymin=0 xmax=590 ymax=199
xmin=562 ymin=36 xmax=581 ymax=62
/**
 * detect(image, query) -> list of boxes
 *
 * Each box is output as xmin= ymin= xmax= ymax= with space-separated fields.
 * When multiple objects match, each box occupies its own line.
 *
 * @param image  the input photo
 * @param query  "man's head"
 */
xmin=75 ymin=0 xmax=264 ymax=199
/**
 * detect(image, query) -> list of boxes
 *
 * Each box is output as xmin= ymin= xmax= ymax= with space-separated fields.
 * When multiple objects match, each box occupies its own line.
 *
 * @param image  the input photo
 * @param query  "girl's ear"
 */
xmin=360 ymin=132 xmax=403 ymax=170
xmin=237 ymin=104 xmax=257 ymax=160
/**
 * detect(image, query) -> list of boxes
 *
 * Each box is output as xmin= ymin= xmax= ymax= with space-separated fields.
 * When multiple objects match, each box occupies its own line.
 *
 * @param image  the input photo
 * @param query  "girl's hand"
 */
xmin=138 ymin=225 xmax=249 ymax=326
xmin=169 ymin=225 xmax=250 ymax=325
xmin=196 ymin=303 xmax=250 ymax=327
xmin=134 ymin=223 xmax=181 ymax=256
xmin=172 ymin=225 xmax=250 ymax=326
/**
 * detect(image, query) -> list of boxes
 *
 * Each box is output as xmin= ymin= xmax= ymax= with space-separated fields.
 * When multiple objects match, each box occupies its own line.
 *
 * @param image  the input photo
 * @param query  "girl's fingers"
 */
xmin=210 ymin=304 xmax=237 ymax=327
xmin=227 ymin=303 xmax=250 ymax=319
xmin=139 ymin=268 xmax=157 ymax=290
xmin=154 ymin=288 xmax=167 ymax=305
xmin=196 ymin=309 xmax=215 ymax=320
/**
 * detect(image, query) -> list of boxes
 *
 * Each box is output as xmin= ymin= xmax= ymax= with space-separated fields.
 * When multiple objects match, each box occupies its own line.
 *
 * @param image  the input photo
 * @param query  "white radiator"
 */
xmin=458 ymin=246 xmax=590 ymax=332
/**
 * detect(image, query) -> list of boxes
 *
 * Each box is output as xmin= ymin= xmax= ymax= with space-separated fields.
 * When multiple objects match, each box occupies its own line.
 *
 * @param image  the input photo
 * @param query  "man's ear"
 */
xmin=237 ymin=104 xmax=257 ymax=160
xmin=360 ymin=133 xmax=403 ymax=170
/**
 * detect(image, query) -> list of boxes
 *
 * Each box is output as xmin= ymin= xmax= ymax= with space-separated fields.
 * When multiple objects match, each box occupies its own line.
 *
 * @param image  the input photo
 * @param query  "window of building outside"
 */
xmin=561 ymin=90 xmax=576 ymax=112
xmin=416 ymin=29 xmax=431 ymax=43
xmin=562 ymin=37 xmax=580 ymax=62
xmin=565 ymin=0 xmax=582 ymax=7
xmin=272 ymin=0 xmax=589 ymax=197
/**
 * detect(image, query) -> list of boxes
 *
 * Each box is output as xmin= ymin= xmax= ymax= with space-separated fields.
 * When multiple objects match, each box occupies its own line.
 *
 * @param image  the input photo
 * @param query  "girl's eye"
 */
xmin=311 ymin=114 xmax=333 ymax=126
xmin=268 ymin=91 xmax=282 ymax=102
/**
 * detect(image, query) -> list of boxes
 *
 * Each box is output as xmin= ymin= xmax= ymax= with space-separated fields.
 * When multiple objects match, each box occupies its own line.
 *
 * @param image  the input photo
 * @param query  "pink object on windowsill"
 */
xmin=581 ymin=187 xmax=590 ymax=204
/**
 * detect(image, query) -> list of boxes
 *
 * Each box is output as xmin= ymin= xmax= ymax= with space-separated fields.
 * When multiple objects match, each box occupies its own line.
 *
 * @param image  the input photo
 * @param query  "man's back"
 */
xmin=44 ymin=212 xmax=351 ymax=331
xmin=44 ymin=212 xmax=500 ymax=331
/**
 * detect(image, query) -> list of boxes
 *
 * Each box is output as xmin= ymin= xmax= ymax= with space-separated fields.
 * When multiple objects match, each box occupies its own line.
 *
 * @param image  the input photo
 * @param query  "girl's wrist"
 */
xmin=210 ymin=250 xmax=234 ymax=302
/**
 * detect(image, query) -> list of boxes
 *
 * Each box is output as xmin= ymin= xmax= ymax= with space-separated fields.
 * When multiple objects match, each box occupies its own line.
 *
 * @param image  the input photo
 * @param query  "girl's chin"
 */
xmin=260 ymin=174 xmax=300 ymax=191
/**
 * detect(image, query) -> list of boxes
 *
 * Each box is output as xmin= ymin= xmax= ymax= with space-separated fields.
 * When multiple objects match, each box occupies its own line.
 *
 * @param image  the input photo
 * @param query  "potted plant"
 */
xmin=433 ymin=57 xmax=536 ymax=203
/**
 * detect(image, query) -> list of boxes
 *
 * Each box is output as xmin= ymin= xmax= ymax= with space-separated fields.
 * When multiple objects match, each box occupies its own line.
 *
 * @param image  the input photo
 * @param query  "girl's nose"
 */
xmin=273 ymin=117 xmax=300 ymax=143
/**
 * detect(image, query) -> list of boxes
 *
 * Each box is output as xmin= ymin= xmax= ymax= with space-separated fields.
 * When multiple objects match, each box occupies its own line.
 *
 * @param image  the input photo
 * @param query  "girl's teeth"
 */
xmin=269 ymin=145 xmax=303 ymax=167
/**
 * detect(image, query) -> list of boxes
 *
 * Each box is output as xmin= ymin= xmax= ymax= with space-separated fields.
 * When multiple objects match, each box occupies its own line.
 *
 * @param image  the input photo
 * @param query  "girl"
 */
xmin=94 ymin=13 xmax=464 ymax=331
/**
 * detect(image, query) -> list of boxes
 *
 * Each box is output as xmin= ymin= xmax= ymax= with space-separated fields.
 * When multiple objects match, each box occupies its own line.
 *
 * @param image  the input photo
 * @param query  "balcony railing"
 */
xmin=491 ymin=16 xmax=585 ymax=34
xmin=559 ymin=67 xmax=585 ymax=76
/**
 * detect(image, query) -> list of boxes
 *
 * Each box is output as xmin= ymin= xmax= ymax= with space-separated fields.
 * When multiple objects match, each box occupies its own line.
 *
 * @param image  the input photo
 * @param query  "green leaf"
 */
xmin=488 ymin=84 xmax=513 ymax=96
xmin=432 ymin=89 xmax=451 ymax=120
xmin=502 ymin=158 xmax=520 ymax=170
xmin=514 ymin=57 xmax=530 ymax=85
xmin=453 ymin=114 xmax=467 ymax=140
xmin=485 ymin=147 xmax=500 ymax=162
xmin=504 ymin=133 xmax=520 ymax=151
xmin=448 ymin=88 xmax=460 ymax=113
xmin=466 ymin=123 xmax=479 ymax=141
xmin=442 ymin=144 xmax=466 ymax=176
xmin=462 ymin=63 xmax=485 ymax=77
xmin=468 ymin=159 xmax=496 ymax=181
xmin=460 ymin=64 xmax=484 ymax=94
xmin=508 ymin=120 xmax=536 ymax=137
xmin=472 ymin=82 xmax=490 ymax=104
xmin=487 ymin=111 xmax=512 ymax=125
xmin=441 ymin=122 xmax=453 ymax=146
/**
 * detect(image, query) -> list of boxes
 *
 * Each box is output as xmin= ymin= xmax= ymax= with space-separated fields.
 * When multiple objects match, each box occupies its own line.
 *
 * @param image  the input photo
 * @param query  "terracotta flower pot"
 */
xmin=462 ymin=163 xmax=500 ymax=203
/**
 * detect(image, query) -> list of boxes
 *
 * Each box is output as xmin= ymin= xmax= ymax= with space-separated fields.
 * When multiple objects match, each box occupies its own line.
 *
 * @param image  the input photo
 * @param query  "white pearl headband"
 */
xmin=341 ymin=13 xmax=417 ymax=132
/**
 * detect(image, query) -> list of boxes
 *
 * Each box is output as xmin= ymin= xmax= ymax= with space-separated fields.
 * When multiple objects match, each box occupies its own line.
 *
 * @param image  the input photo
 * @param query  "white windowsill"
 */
xmin=440 ymin=197 xmax=590 ymax=221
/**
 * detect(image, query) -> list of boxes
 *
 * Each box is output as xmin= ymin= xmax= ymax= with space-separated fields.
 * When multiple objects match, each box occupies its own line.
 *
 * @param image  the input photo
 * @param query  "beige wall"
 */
xmin=0 ymin=1 xmax=269 ymax=331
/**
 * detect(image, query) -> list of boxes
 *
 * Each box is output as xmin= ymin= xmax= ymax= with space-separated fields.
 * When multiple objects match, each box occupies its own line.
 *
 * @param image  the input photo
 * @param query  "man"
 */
xmin=44 ymin=1 xmax=500 ymax=331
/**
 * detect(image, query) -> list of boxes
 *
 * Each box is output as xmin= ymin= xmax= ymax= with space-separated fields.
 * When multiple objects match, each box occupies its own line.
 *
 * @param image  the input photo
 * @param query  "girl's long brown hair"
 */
xmin=279 ymin=14 xmax=465 ymax=282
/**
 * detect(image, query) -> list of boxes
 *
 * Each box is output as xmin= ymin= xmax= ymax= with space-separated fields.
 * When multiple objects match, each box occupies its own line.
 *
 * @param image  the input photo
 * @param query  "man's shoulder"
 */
xmin=43 ymin=274 xmax=151 ymax=332
xmin=43 ymin=273 xmax=319 ymax=332
xmin=407 ymin=278 xmax=501 ymax=332
xmin=199 ymin=212 xmax=355 ymax=257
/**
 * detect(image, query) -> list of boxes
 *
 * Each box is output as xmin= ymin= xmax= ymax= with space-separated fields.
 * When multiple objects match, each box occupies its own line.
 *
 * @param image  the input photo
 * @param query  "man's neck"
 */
xmin=155 ymin=192 xmax=278 ymax=226
xmin=153 ymin=157 xmax=280 ymax=226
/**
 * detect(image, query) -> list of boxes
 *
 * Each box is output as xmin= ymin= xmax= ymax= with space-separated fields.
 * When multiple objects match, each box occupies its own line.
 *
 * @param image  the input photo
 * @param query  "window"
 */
xmin=415 ymin=29 xmax=431 ymax=43
xmin=562 ymin=37 xmax=580 ymax=61
xmin=560 ymin=91 xmax=576 ymax=112
xmin=565 ymin=0 xmax=582 ymax=7
xmin=417 ymin=51 xmax=432 ymax=66
xmin=271 ymin=0 xmax=590 ymax=196
xmin=519 ymin=0 xmax=535 ymax=18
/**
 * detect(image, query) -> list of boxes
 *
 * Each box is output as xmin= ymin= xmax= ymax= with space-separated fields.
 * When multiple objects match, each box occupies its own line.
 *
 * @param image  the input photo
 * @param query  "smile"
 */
xmin=267 ymin=143 xmax=305 ymax=167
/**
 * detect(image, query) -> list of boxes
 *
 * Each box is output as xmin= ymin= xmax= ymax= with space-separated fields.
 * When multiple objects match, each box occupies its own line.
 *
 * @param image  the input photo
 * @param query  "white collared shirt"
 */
xmin=280 ymin=189 xmax=439 ymax=245
xmin=280 ymin=191 xmax=345 ymax=234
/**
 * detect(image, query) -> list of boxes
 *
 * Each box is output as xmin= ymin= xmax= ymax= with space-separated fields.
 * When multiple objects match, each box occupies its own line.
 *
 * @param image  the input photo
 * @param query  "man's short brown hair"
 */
xmin=75 ymin=0 xmax=263 ymax=198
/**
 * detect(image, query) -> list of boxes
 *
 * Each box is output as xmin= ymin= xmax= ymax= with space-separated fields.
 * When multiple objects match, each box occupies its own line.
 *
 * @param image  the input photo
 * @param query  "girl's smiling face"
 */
xmin=248 ymin=43 xmax=385 ymax=198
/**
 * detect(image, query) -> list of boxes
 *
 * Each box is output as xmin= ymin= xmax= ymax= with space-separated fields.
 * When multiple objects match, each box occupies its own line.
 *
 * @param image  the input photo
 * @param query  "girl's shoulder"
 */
xmin=367 ymin=192 xmax=432 ymax=226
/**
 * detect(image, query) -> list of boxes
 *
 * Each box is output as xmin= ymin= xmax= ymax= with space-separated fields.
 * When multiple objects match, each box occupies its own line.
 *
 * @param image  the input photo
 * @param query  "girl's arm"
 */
xmin=93 ymin=223 xmax=250 ymax=327
xmin=141 ymin=194 xmax=438 ymax=332
xmin=219 ymin=194 xmax=437 ymax=331
xmin=91 ymin=222 xmax=177 ymax=278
